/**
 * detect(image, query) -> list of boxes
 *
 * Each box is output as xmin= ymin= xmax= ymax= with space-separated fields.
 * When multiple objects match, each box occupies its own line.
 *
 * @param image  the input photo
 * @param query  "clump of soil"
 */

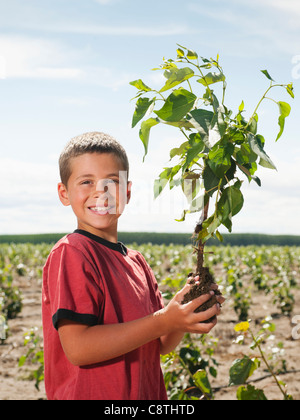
xmin=181 ymin=267 xmax=221 ymax=323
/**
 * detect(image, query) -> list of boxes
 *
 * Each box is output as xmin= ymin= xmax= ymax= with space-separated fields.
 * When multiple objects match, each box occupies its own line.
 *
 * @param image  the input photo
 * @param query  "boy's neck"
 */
xmin=77 ymin=222 xmax=118 ymax=244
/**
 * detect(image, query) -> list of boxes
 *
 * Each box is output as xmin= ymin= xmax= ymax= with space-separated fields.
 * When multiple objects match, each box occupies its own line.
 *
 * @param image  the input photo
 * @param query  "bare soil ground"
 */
xmin=211 ymin=287 xmax=300 ymax=400
xmin=0 ymin=274 xmax=46 ymax=400
xmin=1 ymin=269 xmax=299 ymax=400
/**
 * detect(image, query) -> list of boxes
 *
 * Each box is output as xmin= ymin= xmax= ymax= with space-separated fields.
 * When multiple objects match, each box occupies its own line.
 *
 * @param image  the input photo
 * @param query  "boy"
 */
xmin=42 ymin=132 xmax=223 ymax=400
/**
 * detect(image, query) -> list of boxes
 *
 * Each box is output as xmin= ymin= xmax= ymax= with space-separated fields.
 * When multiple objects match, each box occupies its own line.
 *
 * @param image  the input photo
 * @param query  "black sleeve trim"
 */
xmin=52 ymin=309 xmax=98 ymax=330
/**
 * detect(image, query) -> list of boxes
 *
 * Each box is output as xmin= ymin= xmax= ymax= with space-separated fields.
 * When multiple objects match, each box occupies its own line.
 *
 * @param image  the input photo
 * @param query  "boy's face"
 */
xmin=58 ymin=153 xmax=131 ymax=242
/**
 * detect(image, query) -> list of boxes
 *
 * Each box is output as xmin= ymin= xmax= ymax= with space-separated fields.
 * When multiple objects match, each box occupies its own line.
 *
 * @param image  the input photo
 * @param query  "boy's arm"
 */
xmin=58 ymin=285 xmax=220 ymax=367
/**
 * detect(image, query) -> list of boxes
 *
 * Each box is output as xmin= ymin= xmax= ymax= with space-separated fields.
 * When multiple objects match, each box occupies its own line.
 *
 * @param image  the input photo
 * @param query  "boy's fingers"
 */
xmin=216 ymin=294 xmax=226 ymax=305
xmin=193 ymin=317 xmax=218 ymax=334
xmin=175 ymin=281 xmax=195 ymax=302
xmin=209 ymin=283 xmax=225 ymax=305
xmin=187 ymin=292 xmax=215 ymax=312
xmin=194 ymin=303 xmax=220 ymax=323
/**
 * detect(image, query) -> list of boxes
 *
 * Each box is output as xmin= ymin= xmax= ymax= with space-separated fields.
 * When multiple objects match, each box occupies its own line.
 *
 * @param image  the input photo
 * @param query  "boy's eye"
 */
xmin=80 ymin=178 xmax=119 ymax=187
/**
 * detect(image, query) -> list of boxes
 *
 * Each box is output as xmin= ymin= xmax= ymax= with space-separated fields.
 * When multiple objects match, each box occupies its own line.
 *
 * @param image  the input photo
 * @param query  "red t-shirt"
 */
xmin=42 ymin=230 xmax=168 ymax=400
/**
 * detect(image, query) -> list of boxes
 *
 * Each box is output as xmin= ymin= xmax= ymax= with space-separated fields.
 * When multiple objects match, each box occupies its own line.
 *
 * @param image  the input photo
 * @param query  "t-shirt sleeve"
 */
xmin=44 ymin=244 xmax=103 ymax=330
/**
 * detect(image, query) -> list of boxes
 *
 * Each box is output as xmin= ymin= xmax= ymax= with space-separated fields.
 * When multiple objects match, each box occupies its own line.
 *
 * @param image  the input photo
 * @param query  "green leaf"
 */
xmin=248 ymin=134 xmax=277 ymax=170
xmin=217 ymin=183 xmax=244 ymax=232
xmin=276 ymin=101 xmax=291 ymax=141
xmin=189 ymin=106 xmax=226 ymax=149
xmin=248 ymin=113 xmax=258 ymax=135
xmin=182 ymin=140 xmax=205 ymax=172
xmin=18 ymin=355 xmax=27 ymax=367
xmin=177 ymin=44 xmax=198 ymax=60
xmin=175 ymin=209 xmax=190 ymax=223
xmin=160 ymin=67 xmax=194 ymax=93
xmin=158 ymin=119 xmax=195 ymax=130
xmin=139 ymin=118 xmax=159 ymax=161
xmin=236 ymin=142 xmax=258 ymax=165
xmin=188 ymin=109 xmax=218 ymax=149
xmin=208 ymin=143 xmax=234 ymax=178
xmin=130 ymin=79 xmax=152 ymax=92
xmin=132 ymin=98 xmax=154 ymax=128
xmin=229 ymin=356 xmax=257 ymax=386
xmin=261 ymin=70 xmax=275 ymax=82
xmin=176 ymin=194 xmax=205 ymax=222
xmin=237 ymin=385 xmax=268 ymax=401
xmin=186 ymin=49 xmax=198 ymax=60
xmin=170 ymin=141 xmax=189 ymax=159
xmin=154 ymin=89 xmax=197 ymax=122
xmin=203 ymin=158 xmax=236 ymax=198
xmin=215 ymin=230 xmax=224 ymax=242
xmin=236 ymin=161 xmax=262 ymax=187
xmin=154 ymin=170 xmax=170 ymax=199
xmin=239 ymin=101 xmax=245 ymax=112
xmin=154 ymin=165 xmax=181 ymax=198
xmin=197 ymin=226 xmax=211 ymax=243
xmin=189 ymin=108 xmax=214 ymax=133
xmin=203 ymin=164 xmax=221 ymax=197
xmin=182 ymin=174 xmax=201 ymax=203
xmin=203 ymin=214 xmax=222 ymax=236
xmin=176 ymin=48 xmax=185 ymax=58
xmin=193 ymin=369 xmax=212 ymax=396
xmin=197 ymin=72 xmax=225 ymax=86
xmin=286 ymin=83 xmax=294 ymax=99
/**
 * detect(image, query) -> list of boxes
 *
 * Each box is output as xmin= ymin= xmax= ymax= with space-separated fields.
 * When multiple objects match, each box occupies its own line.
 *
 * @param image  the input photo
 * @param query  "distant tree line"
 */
xmin=0 ymin=232 xmax=300 ymax=247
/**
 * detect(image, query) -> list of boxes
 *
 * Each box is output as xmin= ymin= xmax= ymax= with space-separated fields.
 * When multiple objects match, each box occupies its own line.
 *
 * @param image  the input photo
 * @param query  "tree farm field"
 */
xmin=1 ymin=242 xmax=300 ymax=400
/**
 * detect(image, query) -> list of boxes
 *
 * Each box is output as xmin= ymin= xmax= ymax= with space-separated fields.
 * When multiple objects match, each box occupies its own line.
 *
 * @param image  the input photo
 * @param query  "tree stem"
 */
xmin=195 ymin=199 xmax=210 ymax=275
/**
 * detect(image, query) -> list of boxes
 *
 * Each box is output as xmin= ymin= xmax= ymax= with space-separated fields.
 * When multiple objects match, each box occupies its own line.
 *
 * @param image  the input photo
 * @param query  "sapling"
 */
xmin=130 ymin=45 xmax=294 ymax=313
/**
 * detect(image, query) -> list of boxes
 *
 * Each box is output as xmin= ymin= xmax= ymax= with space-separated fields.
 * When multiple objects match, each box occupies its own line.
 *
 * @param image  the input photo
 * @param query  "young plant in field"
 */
xmin=19 ymin=327 xmax=44 ymax=391
xmin=0 ymin=314 xmax=8 ymax=344
xmin=0 ymin=265 xmax=23 ymax=320
xmin=232 ymin=319 xmax=293 ymax=400
xmin=130 ymin=44 xmax=294 ymax=307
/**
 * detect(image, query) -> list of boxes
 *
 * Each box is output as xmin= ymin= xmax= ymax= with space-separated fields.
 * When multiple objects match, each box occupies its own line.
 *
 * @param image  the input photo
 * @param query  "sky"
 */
xmin=0 ymin=0 xmax=299 ymax=236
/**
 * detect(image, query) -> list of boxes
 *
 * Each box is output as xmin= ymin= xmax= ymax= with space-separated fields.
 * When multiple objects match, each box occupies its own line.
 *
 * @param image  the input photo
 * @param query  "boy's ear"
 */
xmin=127 ymin=181 xmax=132 ymax=204
xmin=58 ymin=183 xmax=71 ymax=206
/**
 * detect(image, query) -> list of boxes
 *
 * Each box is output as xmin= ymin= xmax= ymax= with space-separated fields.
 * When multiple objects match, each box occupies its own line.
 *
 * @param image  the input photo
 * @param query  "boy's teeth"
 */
xmin=91 ymin=207 xmax=108 ymax=211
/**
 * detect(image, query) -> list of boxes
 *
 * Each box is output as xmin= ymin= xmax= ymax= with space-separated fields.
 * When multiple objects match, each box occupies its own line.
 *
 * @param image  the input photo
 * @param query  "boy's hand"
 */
xmin=161 ymin=280 xmax=223 ymax=335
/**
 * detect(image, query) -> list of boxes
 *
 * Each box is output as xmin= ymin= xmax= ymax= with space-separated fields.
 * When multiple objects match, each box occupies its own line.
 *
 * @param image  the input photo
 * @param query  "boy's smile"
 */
xmin=58 ymin=153 xmax=131 ymax=242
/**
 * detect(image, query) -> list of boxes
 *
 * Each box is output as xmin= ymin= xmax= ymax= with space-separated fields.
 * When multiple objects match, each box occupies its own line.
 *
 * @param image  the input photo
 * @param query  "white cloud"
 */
xmin=0 ymin=157 xmax=58 ymax=205
xmin=0 ymin=35 xmax=133 ymax=89
xmin=0 ymin=158 xmax=62 ymax=234
xmin=44 ymin=22 xmax=189 ymax=37
xmin=241 ymin=0 xmax=300 ymax=30
xmin=0 ymin=35 xmax=83 ymax=80
xmin=188 ymin=0 xmax=300 ymax=56
xmin=258 ymin=0 xmax=300 ymax=16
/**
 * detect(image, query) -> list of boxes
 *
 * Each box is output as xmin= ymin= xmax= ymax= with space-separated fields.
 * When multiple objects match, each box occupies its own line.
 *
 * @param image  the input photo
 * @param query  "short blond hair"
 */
xmin=59 ymin=132 xmax=129 ymax=186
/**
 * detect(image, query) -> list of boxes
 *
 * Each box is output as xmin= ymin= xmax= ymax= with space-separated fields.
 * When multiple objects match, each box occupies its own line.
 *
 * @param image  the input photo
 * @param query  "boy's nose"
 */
xmin=95 ymin=179 xmax=107 ymax=193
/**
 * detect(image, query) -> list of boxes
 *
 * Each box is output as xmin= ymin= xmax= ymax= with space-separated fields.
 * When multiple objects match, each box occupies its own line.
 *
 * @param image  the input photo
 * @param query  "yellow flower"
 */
xmin=234 ymin=321 xmax=250 ymax=333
